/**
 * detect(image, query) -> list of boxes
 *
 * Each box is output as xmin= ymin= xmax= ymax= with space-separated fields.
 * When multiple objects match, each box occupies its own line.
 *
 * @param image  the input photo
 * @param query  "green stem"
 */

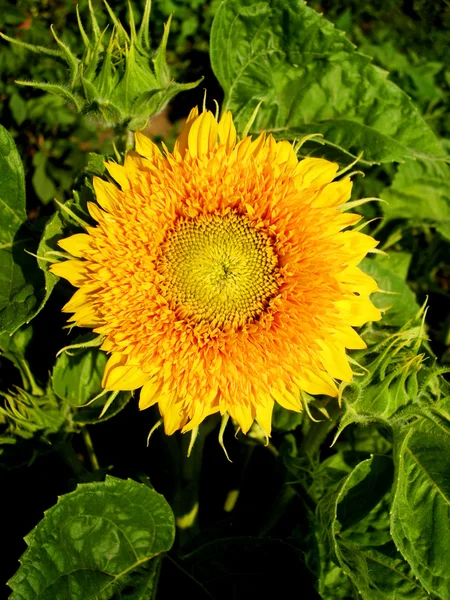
xmin=82 ymin=427 xmax=100 ymax=471
xmin=125 ymin=129 xmax=134 ymax=151
xmin=21 ymin=360 xmax=44 ymax=396
xmin=114 ymin=126 xmax=134 ymax=155
xmin=299 ymin=403 xmax=343 ymax=456
xmin=57 ymin=438 xmax=86 ymax=477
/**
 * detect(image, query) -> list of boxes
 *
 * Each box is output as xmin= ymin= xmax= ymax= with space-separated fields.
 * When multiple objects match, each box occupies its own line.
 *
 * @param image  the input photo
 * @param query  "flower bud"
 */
xmin=1 ymin=0 xmax=201 ymax=130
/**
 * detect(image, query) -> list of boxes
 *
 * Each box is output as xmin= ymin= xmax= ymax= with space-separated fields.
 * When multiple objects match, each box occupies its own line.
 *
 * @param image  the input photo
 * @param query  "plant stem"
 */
xmin=18 ymin=358 xmax=44 ymax=396
xmin=299 ymin=403 xmax=343 ymax=456
xmin=82 ymin=427 xmax=100 ymax=471
xmin=57 ymin=438 xmax=86 ymax=477
xmin=125 ymin=129 xmax=134 ymax=151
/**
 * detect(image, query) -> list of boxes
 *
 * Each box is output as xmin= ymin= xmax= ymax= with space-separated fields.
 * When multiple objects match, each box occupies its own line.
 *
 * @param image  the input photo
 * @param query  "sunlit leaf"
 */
xmin=52 ymin=341 xmax=108 ymax=407
xmin=316 ymin=455 xmax=427 ymax=599
xmin=8 ymin=476 xmax=175 ymax=599
xmin=210 ymin=0 xmax=445 ymax=164
xmin=361 ymin=252 xmax=419 ymax=327
xmin=391 ymin=423 xmax=450 ymax=598
xmin=381 ymin=159 xmax=450 ymax=240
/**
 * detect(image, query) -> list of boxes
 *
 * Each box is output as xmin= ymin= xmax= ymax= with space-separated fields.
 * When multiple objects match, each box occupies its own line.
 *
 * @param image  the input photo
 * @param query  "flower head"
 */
xmin=51 ymin=108 xmax=381 ymax=436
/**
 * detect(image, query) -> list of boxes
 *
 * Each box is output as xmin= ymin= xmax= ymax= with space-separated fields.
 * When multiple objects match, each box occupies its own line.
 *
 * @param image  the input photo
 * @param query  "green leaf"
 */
xmin=34 ymin=211 xmax=65 ymax=315
xmin=51 ymin=339 xmax=131 ymax=423
xmin=210 ymin=0 xmax=445 ymax=164
xmin=118 ymin=559 xmax=161 ymax=600
xmin=0 ymin=325 xmax=42 ymax=395
xmin=338 ymin=319 xmax=425 ymax=430
xmin=391 ymin=425 xmax=450 ymax=598
xmin=8 ymin=475 xmax=175 ymax=599
xmin=32 ymin=152 xmax=57 ymax=205
xmin=381 ymin=159 xmax=450 ymax=240
xmin=52 ymin=341 xmax=109 ymax=407
xmin=316 ymin=455 xmax=427 ymax=599
xmin=335 ymin=456 xmax=393 ymax=532
xmin=360 ymin=253 xmax=419 ymax=327
xmin=272 ymin=403 xmax=303 ymax=432
xmin=0 ymin=385 xmax=66 ymax=441
xmin=9 ymin=93 xmax=27 ymax=125
xmin=72 ymin=389 xmax=131 ymax=425
xmin=0 ymin=125 xmax=43 ymax=335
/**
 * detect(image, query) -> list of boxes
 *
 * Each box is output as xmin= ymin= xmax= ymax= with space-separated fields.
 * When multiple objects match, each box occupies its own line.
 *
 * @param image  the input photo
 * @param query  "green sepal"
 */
xmin=15 ymin=81 xmax=85 ymax=112
xmin=50 ymin=25 xmax=80 ymax=87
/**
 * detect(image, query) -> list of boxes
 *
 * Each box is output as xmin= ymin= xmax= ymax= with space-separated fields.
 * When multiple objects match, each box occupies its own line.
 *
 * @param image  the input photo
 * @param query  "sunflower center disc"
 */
xmin=161 ymin=213 xmax=280 ymax=328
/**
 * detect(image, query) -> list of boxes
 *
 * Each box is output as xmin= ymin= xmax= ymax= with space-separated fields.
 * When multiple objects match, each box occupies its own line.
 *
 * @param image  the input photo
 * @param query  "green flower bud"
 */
xmin=1 ymin=0 xmax=202 ymax=130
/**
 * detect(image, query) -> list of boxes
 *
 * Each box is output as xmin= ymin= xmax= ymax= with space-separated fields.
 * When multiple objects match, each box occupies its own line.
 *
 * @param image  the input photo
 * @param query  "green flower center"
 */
xmin=161 ymin=213 xmax=280 ymax=328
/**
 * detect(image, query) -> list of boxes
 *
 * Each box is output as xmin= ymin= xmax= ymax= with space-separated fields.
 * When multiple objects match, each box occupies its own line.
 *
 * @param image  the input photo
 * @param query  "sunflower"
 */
xmin=51 ymin=107 xmax=381 ymax=437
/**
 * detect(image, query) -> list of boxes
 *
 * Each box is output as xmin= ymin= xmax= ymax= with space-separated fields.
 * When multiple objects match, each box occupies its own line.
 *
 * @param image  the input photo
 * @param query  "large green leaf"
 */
xmin=381 ymin=159 xmax=450 ymax=240
xmin=0 ymin=125 xmax=43 ymax=334
xmin=210 ymin=0 xmax=445 ymax=164
xmin=316 ymin=455 xmax=427 ymax=599
xmin=391 ymin=424 xmax=450 ymax=598
xmin=8 ymin=476 xmax=175 ymax=600
xmin=118 ymin=560 xmax=161 ymax=600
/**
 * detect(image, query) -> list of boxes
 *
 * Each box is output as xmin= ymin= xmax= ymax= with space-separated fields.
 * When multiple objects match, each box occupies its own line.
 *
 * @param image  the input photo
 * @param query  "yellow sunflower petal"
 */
xmin=318 ymin=340 xmax=353 ymax=381
xmin=336 ymin=295 xmax=382 ymax=327
xmin=50 ymin=259 xmax=88 ymax=287
xmin=340 ymin=231 xmax=379 ymax=265
xmin=135 ymin=131 xmax=163 ymax=160
xmin=87 ymin=201 xmax=107 ymax=223
xmin=93 ymin=177 xmax=121 ymax=213
xmin=335 ymin=212 xmax=362 ymax=230
xmin=229 ymin=402 xmax=255 ymax=435
xmin=293 ymin=158 xmax=339 ymax=188
xmin=68 ymin=304 xmax=102 ymax=327
xmin=218 ymin=111 xmax=237 ymax=152
xmin=58 ymin=233 xmax=93 ymax=258
xmin=188 ymin=110 xmax=218 ymax=157
xmin=105 ymin=162 xmax=130 ymax=190
xmin=139 ymin=378 xmax=162 ymax=410
xmin=338 ymin=265 xmax=379 ymax=295
xmin=102 ymin=353 xmax=148 ymax=390
xmin=273 ymin=140 xmax=298 ymax=168
xmin=333 ymin=325 xmax=367 ymax=350
xmin=296 ymin=368 xmax=338 ymax=397
xmin=54 ymin=107 xmax=382 ymax=439
xmin=271 ymin=386 xmax=302 ymax=412
xmin=312 ymin=178 xmax=352 ymax=208
xmin=174 ymin=106 xmax=199 ymax=155
xmin=255 ymin=401 xmax=275 ymax=437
